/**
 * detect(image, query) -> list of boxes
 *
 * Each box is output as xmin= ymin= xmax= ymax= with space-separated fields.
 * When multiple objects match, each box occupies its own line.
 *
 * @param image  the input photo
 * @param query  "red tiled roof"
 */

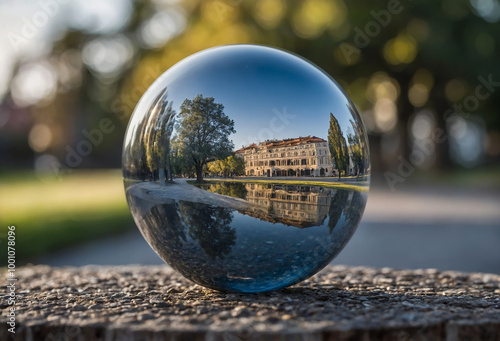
xmin=235 ymin=136 xmax=326 ymax=153
xmin=235 ymin=143 xmax=257 ymax=153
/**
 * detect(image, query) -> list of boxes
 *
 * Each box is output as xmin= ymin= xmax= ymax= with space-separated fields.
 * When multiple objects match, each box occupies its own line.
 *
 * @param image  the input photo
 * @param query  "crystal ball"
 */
xmin=123 ymin=45 xmax=370 ymax=293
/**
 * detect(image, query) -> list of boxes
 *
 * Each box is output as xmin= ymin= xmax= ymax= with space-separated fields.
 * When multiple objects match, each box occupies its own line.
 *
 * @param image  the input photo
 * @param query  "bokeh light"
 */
xmin=408 ymin=69 xmax=433 ymax=108
xmin=139 ymin=8 xmax=186 ymax=49
xmin=445 ymin=78 xmax=468 ymax=102
xmin=474 ymin=32 xmax=495 ymax=57
xmin=449 ymin=117 xmax=486 ymax=167
xmin=253 ymin=0 xmax=286 ymax=29
xmin=383 ymin=34 xmax=418 ymax=65
xmin=292 ymin=0 xmax=347 ymax=39
xmin=28 ymin=124 xmax=53 ymax=152
xmin=11 ymin=61 xmax=58 ymax=107
xmin=470 ymin=0 xmax=500 ymax=22
xmin=67 ymin=0 xmax=133 ymax=34
xmin=82 ymin=35 xmax=135 ymax=78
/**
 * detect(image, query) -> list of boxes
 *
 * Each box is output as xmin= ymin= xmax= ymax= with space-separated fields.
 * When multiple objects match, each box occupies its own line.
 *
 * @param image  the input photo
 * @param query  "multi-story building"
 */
xmin=235 ymin=136 xmax=337 ymax=177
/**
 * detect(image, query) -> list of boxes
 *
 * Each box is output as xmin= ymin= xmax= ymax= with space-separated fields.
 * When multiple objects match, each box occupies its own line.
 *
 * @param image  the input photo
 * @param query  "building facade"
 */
xmin=235 ymin=136 xmax=337 ymax=177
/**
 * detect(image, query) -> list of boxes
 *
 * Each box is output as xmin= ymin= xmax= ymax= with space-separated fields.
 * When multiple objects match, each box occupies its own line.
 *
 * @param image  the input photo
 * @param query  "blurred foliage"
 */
xmin=2 ymin=0 xmax=500 ymax=177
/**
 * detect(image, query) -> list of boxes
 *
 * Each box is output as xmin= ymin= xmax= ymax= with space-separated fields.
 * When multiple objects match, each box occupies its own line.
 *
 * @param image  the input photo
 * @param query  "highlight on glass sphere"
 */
xmin=122 ymin=45 xmax=370 ymax=293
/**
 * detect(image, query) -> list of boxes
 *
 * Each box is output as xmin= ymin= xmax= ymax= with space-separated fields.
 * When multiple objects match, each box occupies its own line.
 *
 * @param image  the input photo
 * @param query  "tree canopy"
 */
xmin=328 ymin=113 xmax=350 ymax=179
xmin=175 ymin=95 xmax=235 ymax=183
xmin=207 ymin=155 xmax=245 ymax=178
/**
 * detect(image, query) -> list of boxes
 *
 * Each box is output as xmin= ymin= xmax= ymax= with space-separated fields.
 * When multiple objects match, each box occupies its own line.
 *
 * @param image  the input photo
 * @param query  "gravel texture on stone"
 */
xmin=2 ymin=265 xmax=500 ymax=340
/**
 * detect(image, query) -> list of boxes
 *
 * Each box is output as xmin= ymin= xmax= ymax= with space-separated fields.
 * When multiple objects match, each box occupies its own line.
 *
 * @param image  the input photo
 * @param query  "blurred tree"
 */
xmin=4 ymin=0 xmax=500 ymax=175
xmin=151 ymin=90 xmax=176 ymax=185
xmin=122 ymin=88 xmax=176 ymax=183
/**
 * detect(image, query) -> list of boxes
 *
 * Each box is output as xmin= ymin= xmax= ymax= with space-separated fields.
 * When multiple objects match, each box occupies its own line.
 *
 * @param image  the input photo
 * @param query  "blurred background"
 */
xmin=1 ymin=0 xmax=499 ymax=272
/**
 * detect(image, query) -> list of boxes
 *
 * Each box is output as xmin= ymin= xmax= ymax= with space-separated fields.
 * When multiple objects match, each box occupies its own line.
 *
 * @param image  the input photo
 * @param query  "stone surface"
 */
xmin=2 ymin=265 xmax=500 ymax=340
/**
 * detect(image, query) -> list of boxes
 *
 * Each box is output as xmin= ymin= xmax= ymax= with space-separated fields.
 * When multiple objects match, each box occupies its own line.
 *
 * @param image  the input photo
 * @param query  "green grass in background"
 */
xmin=198 ymin=178 xmax=369 ymax=192
xmin=0 ymin=170 xmax=134 ymax=264
xmin=407 ymin=165 xmax=500 ymax=189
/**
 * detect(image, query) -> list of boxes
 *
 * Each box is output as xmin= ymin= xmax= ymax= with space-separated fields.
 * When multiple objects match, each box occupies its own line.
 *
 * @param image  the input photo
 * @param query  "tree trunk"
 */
xmin=397 ymin=75 xmax=413 ymax=164
xmin=195 ymin=164 xmax=204 ymax=183
xmin=159 ymin=168 xmax=166 ymax=186
xmin=431 ymin=73 xmax=453 ymax=171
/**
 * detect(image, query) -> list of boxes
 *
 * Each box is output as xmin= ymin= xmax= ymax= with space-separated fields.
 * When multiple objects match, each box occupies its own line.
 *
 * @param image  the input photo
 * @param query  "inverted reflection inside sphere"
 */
xmin=122 ymin=45 xmax=370 ymax=293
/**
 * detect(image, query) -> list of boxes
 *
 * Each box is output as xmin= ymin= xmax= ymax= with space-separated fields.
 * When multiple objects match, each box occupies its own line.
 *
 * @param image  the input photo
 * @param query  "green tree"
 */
xmin=328 ymin=113 xmax=349 ymax=179
xmin=226 ymin=155 xmax=245 ymax=176
xmin=220 ymin=159 xmax=231 ymax=177
xmin=175 ymin=95 xmax=235 ymax=183
xmin=347 ymin=131 xmax=362 ymax=177
xmin=170 ymin=139 xmax=195 ymax=178
xmin=349 ymin=118 xmax=368 ymax=176
xmin=207 ymin=159 xmax=225 ymax=177
xmin=207 ymin=155 xmax=245 ymax=177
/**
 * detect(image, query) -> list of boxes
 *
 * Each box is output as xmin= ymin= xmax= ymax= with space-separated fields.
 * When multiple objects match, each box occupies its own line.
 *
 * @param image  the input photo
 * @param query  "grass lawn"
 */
xmin=193 ymin=178 xmax=369 ymax=192
xmin=0 ymin=170 xmax=134 ymax=264
xmin=410 ymin=165 xmax=500 ymax=189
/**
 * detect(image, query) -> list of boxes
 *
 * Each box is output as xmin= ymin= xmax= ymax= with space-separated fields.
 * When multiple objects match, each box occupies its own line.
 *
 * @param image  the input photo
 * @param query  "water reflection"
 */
xmin=126 ymin=181 xmax=366 ymax=292
xmin=198 ymin=182 xmax=332 ymax=228
xmin=179 ymin=203 xmax=236 ymax=260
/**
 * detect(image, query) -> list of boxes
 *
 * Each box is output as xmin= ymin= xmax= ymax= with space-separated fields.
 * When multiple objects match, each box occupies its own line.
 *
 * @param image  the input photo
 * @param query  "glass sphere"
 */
xmin=123 ymin=45 xmax=370 ymax=293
